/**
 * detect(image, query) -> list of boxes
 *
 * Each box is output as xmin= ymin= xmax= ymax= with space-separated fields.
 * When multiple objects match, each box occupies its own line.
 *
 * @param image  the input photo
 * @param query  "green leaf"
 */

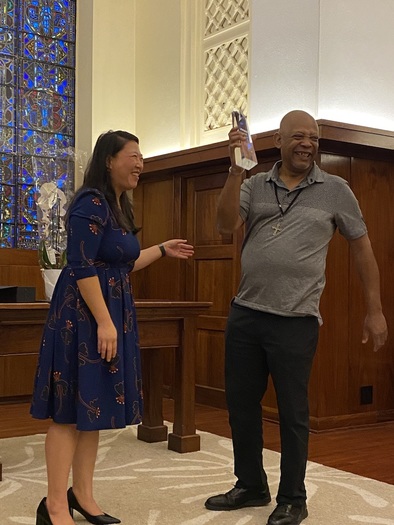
xmin=59 ymin=249 xmax=67 ymax=268
xmin=38 ymin=241 xmax=55 ymax=269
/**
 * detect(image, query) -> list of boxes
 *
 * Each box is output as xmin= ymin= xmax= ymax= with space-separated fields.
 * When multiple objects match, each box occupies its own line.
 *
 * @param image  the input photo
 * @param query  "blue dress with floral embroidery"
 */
xmin=30 ymin=189 xmax=143 ymax=431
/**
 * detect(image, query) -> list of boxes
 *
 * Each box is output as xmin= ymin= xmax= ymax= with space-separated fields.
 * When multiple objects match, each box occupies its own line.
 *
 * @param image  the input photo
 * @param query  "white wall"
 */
xmin=76 ymin=0 xmax=394 ymax=161
xmin=249 ymin=0 xmax=394 ymax=134
xmin=318 ymin=0 xmax=394 ymax=130
xmin=75 ymin=0 xmax=136 ymax=176
xmin=134 ymin=1 xmax=182 ymax=157
xmin=91 ymin=0 xmax=136 ymax=140
xmin=249 ymin=0 xmax=320 ymax=134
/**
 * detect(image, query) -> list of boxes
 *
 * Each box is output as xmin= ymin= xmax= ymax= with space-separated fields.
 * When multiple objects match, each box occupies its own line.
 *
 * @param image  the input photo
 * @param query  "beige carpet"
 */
xmin=1 ymin=425 xmax=393 ymax=525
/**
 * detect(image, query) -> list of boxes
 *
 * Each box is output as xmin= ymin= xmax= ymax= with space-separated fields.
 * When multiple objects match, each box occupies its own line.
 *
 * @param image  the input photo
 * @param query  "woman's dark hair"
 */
xmin=69 ymin=130 xmax=140 ymax=233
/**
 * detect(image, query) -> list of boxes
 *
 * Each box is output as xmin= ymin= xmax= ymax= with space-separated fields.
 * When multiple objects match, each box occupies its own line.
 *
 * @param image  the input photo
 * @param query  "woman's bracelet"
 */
xmin=158 ymin=243 xmax=166 ymax=257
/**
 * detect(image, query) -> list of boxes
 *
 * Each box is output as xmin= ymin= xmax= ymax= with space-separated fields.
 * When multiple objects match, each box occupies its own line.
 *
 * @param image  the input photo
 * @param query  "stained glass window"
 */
xmin=0 ymin=0 xmax=76 ymax=248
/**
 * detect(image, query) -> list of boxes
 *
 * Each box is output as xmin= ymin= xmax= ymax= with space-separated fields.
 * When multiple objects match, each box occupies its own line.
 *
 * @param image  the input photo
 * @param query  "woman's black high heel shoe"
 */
xmin=36 ymin=498 xmax=53 ymax=525
xmin=67 ymin=487 xmax=121 ymax=524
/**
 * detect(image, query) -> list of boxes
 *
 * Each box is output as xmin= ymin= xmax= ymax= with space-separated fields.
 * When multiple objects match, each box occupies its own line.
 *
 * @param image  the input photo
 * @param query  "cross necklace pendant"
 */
xmin=272 ymin=184 xmax=303 ymax=236
xmin=272 ymin=219 xmax=283 ymax=236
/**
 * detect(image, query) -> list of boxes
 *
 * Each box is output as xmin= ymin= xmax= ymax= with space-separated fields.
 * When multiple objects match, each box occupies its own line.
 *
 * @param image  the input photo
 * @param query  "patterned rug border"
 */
xmin=1 ymin=425 xmax=393 ymax=524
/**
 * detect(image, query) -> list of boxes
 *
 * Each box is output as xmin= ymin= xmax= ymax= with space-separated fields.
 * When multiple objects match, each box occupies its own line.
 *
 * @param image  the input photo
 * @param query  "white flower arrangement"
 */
xmin=37 ymin=181 xmax=69 ymax=269
xmin=33 ymin=147 xmax=87 ymax=273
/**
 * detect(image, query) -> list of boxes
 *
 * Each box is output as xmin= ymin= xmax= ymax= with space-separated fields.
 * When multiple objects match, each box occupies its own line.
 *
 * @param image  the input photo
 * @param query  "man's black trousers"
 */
xmin=225 ymin=303 xmax=319 ymax=505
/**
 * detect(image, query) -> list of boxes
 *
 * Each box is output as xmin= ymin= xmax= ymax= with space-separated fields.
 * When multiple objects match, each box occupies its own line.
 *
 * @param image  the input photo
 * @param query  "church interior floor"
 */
xmin=0 ymin=398 xmax=393 ymax=485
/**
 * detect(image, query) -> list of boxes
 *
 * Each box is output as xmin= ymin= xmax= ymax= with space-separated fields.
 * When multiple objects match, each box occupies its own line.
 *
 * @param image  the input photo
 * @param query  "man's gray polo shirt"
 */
xmin=234 ymin=161 xmax=367 ymax=322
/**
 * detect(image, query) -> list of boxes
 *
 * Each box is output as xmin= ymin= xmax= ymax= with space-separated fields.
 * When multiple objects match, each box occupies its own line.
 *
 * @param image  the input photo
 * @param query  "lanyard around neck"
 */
xmin=273 ymin=183 xmax=303 ymax=217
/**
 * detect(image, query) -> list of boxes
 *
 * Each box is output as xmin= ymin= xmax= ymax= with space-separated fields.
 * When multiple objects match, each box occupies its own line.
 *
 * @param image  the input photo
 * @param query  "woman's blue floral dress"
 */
xmin=30 ymin=189 xmax=143 ymax=430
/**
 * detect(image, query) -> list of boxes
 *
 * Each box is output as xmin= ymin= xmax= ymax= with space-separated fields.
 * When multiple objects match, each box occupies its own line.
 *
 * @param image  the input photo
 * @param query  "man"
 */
xmin=204 ymin=110 xmax=388 ymax=525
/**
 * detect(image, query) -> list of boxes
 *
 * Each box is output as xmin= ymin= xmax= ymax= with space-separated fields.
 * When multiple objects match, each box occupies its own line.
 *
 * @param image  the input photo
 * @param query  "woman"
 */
xmin=31 ymin=131 xmax=194 ymax=525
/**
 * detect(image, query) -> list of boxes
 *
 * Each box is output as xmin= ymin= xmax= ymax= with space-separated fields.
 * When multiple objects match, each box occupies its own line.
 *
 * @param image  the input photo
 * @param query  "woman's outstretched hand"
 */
xmin=161 ymin=239 xmax=194 ymax=259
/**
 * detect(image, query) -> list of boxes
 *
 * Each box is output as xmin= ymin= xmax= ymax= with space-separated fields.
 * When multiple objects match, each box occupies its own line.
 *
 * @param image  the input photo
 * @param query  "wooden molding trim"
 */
xmin=142 ymin=119 xmax=394 ymax=174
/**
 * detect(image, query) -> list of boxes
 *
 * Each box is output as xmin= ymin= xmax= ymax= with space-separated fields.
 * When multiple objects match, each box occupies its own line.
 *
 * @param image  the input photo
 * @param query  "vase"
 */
xmin=41 ymin=269 xmax=62 ymax=301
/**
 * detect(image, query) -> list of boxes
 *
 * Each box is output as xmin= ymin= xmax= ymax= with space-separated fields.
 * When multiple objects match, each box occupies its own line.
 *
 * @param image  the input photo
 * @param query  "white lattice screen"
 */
xmin=203 ymin=0 xmax=250 ymax=132
xmin=205 ymin=0 xmax=249 ymax=35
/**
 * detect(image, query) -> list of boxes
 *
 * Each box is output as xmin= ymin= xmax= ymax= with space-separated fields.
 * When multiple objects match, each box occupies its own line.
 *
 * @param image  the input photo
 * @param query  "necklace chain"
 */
xmin=272 ymin=184 xmax=303 ymax=236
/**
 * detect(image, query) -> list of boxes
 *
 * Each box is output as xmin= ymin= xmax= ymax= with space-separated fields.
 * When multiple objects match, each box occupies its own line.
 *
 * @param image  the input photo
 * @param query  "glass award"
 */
xmin=232 ymin=110 xmax=258 ymax=170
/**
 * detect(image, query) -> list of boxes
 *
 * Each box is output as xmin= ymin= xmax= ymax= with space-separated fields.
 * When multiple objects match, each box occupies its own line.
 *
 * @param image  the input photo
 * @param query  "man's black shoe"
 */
xmin=267 ymin=504 xmax=308 ymax=525
xmin=205 ymin=486 xmax=271 ymax=511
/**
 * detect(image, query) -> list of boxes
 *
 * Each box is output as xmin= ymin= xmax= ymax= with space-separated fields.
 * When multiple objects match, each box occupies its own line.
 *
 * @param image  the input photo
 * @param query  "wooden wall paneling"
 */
xmin=348 ymin=158 xmax=394 ymax=419
xmin=195 ymin=326 xmax=227 ymax=408
xmin=0 ymin=354 xmax=39 ymax=398
xmin=346 ymin=159 xmax=378 ymax=417
xmin=131 ymin=186 xmax=143 ymax=233
xmin=131 ymin=183 xmax=145 ymax=298
xmin=0 ymin=323 xmax=44 ymax=354
xmin=318 ymin=120 xmax=394 ymax=152
xmin=194 ymin=258 xmax=234 ymax=313
xmin=132 ymin=176 xmax=179 ymax=397
xmin=184 ymin=170 xmax=240 ymax=407
xmin=132 ymin=177 xmax=185 ymax=300
xmin=311 ymin=230 xmax=351 ymax=422
xmin=0 ymin=304 xmax=49 ymax=402
xmin=195 ymin=314 xmax=228 ymax=409
xmin=0 ymin=248 xmax=45 ymax=300
xmin=308 ymin=154 xmax=352 ymax=426
xmin=252 ymin=158 xmax=278 ymax=175
xmin=193 ymin=187 xmax=226 ymax=247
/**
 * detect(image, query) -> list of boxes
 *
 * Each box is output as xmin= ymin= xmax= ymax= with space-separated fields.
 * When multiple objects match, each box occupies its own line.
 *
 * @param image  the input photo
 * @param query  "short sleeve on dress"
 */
xmin=67 ymin=190 xmax=111 ymax=280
